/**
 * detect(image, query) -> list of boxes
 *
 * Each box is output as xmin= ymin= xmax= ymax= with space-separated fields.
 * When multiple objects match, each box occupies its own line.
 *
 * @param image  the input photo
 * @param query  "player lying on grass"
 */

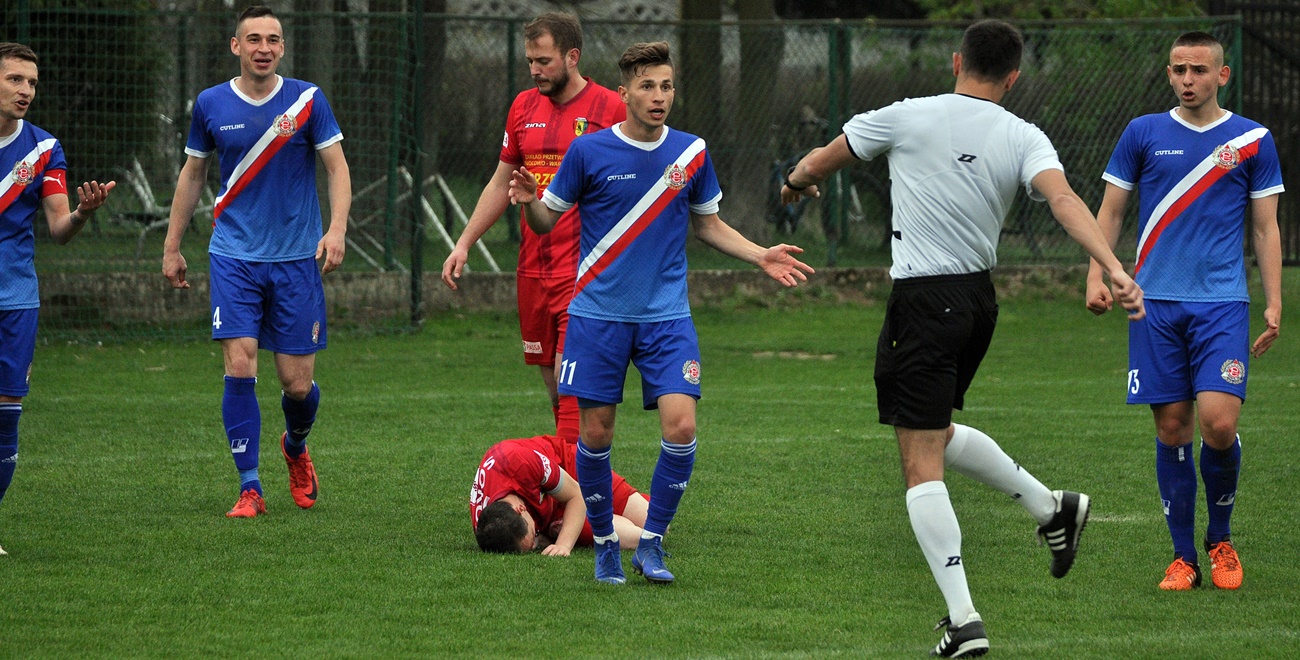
xmin=470 ymin=434 xmax=651 ymax=555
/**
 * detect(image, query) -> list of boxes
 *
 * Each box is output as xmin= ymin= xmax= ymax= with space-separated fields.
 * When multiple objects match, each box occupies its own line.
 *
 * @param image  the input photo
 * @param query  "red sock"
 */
xmin=556 ymin=395 xmax=580 ymax=443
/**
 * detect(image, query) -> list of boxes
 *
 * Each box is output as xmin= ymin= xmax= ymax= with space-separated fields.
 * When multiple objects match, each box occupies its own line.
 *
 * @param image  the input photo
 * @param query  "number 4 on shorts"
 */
xmin=213 ymin=306 xmax=222 ymax=330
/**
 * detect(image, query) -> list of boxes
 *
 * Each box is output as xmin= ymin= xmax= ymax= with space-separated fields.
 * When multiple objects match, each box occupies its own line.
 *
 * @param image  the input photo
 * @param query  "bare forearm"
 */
xmin=522 ymin=200 xmax=560 ymax=235
xmin=694 ymin=214 xmax=763 ymax=265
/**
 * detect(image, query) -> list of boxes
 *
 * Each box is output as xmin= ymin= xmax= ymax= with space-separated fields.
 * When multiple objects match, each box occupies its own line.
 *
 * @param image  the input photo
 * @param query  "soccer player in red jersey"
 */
xmin=441 ymin=13 xmax=625 ymax=443
xmin=470 ymin=434 xmax=650 ymax=555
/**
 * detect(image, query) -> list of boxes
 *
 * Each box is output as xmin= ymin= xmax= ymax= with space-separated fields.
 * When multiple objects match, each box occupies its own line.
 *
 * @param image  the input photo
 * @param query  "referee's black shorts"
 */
xmin=874 ymin=270 xmax=997 ymax=430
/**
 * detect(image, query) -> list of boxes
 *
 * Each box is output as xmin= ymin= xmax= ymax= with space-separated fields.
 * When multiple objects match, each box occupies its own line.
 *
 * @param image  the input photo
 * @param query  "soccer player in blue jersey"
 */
xmin=781 ymin=21 xmax=1145 ymax=656
xmin=0 ymin=42 xmax=114 ymax=555
xmin=1086 ymin=32 xmax=1283 ymax=592
xmin=162 ymin=6 xmax=352 ymax=518
xmin=510 ymin=41 xmax=814 ymax=585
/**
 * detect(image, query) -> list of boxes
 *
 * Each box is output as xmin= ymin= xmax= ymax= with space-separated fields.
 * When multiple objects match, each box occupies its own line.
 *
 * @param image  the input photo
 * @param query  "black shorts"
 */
xmin=874 ymin=271 xmax=997 ymax=430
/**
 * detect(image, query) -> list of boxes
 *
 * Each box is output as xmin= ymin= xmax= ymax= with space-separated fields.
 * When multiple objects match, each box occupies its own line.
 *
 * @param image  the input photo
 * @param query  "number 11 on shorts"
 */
xmin=559 ymin=359 xmax=576 ymax=386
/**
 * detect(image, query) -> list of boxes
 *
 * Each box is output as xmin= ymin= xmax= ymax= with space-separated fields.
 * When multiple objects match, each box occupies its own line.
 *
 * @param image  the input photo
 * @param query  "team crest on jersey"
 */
xmin=312 ymin=321 xmax=321 ymax=344
xmin=682 ymin=360 xmax=701 ymax=385
xmin=574 ymin=117 xmax=589 ymax=136
xmin=11 ymin=160 xmax=35 ymax=186
xmin=1212 ymin=143 xmax=1240 ymax=170
xmin=663 ymin=164 xmax=688 ymax=190
xmin=272 ymin=113 xmax=298 ymax=137
xmin=1220 ymin=359 xmax=1245 ymax=384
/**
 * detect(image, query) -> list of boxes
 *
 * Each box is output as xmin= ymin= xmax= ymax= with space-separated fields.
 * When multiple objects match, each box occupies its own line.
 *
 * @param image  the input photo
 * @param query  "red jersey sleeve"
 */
xmin=499 ymin=92 xmax=530 ymax=166
xmin=41 ymin=168 xmax=68 ymax=198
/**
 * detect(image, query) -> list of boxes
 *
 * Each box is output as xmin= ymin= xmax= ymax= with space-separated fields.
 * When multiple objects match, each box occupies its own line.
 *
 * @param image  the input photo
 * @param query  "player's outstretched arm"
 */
xmin=43 ymin=179 xmax=116 ymax=245
xmin=780 ymin=135 xmax=859 ymax=205
xmin=690 ymin=213 xmax=815 ymax=287
xmin=1249 ymin=194 xmax=1282 ymax=358
xmin=162 ymin=155 xmax=211 ymax=290
xmin=1032 ymin=169 xmax=1144 ymax=321
xmin=1085 ymin=183 xmax=1130 ymax=316
xmin=441 ymin=161 xmax=516 ymax=290
xmin=541 ymin=469 xmax=585 ymax=557
xmin=510 ymin=167 xmax=561 ymax=235
xmin=317 ymin=143 xmax=351 ymax=275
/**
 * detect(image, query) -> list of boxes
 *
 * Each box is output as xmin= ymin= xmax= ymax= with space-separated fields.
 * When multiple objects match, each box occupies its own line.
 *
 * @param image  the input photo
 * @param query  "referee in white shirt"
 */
xmin=782 ymin=19 xmax=1144 ymax=658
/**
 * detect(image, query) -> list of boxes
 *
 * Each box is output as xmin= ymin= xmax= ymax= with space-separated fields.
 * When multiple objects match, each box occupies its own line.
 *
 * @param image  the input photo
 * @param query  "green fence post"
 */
xmin=384 ymin=16 xmax=409 ymax=271
xmin=825 ymin=22 xmax=841 ymax=267
xmin=16 ymin=0 xmax=30 ymax=44
xmin=410 ymin=6 xmax=425 ymax=326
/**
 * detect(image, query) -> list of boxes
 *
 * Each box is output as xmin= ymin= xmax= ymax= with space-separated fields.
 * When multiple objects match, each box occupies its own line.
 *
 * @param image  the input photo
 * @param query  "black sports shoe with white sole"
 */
xmin=1037 ymin=490 xmax=1090 ymax=578
xmin=931 ymin=613 xmax=988 ymax=657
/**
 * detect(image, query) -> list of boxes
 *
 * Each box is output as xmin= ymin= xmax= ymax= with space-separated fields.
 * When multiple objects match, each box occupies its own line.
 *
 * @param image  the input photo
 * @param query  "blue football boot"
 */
xmin=594 ymin=539 xmax=626 ymax=585
xmin=632 ymin=536 xmax=675 ymax=584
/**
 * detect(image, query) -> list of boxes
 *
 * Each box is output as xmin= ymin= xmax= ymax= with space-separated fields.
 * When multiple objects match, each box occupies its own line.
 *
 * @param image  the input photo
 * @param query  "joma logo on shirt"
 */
xmin=525 ymin=122 xmax=546 ymax=129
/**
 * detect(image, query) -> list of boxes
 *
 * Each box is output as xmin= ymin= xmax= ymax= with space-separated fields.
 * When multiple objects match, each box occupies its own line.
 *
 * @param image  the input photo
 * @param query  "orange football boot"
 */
xmin=226 ymin=488 xmax=266 ymax=518
xmin=281 ymin=432 xmax=319 ymax=509
xmin=1207 ymin=540 xmax=1243 ymax=590
xmin=1158 ymin=557 xmax=1202 ymax=591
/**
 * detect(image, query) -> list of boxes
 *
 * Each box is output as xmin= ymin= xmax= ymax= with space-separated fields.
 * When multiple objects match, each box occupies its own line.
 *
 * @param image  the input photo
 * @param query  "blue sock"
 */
xmin=223 ymin=376 xmax=261 ymax=494
xmin=575 ymin=439 xmax=615 ymax=538
xmin=645 ymin=438 xmax=697 ymax=538
xmin=281 ymin=382 xmax=320 ymax=458
xmin=1156 ymin=439 xmax=1198 ymax=564
xmin=0 ymin=403 xmax=21 ymax=507
xmin=238 ymin=470 xmax=261 ymax=496
xmin=1201 ymin=435 xmax=1241 ymax=545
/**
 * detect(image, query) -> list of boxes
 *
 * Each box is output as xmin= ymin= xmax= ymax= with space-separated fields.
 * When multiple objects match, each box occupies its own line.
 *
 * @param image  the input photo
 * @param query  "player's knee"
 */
xmin=662 ymin=419 xmax=696 ymax=445
xmin=1199 ymin=417 xmax=1239 ymax=449
xmin=475 ymin=501 xmax=530 ymax=554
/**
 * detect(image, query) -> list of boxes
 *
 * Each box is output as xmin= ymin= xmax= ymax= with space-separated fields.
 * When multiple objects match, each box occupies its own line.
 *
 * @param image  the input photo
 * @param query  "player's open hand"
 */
xmin=441 ymin=248 xmax=470 ymax=290
xmin=509 ymin=167 xmax=539 ymax=205
xmin=162 ymin=251 xmax=189 ymax=289
xmin=1108 ymin=271 xmax=1145 ymax=321
xmin=780 ymin=183 xmax=820 ymax=206
xmin=74 ymin=180 xmax=116 ymax=215
xmin=317 ymin=229 xmax=346 ymax=275
xmin=540 ymin=543 xmax=572 ymax=557
xmin=759 ymin=244 xmax=815 ymax=287
xmin=1085 ymin=277 xmax=1113 ymax=316
xmin=1250 ymin=306 xmax=1280 ymax=358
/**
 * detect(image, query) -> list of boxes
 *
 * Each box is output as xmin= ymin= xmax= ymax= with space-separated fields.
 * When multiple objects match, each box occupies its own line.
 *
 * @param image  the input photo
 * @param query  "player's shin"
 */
xmin=645 ymin=438 xmax=696 ymax=538
xmin=576 ymin=440 xmax=616 ymax=538
xmin=1201 ymin=435 xmax=1241 ymax=543
xmin=945 ymin=424 xmax=1054 ymax=524
xmin=223 ymin=376 xmax=262 ymax=494
xmin=0 ymin=403 xmax=21 ymax=507
xmin=907 ymin=481 xmax=976 ymax=625
xmin=281 ymin=381 xmax=320 ymax=457
xmin=1156 ymin=440 xmax=1198 ymax=563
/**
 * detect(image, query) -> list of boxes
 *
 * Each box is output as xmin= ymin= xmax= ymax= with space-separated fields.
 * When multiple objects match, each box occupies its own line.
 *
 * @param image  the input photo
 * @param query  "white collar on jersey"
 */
xmin=227 ymin=75 xmax=285 ymax=107
xmin=0 ymin=119 xmax=23 ymax=147
xmin=1168 ymin=107 xmax=1233 ymax=133
xmin=613 ymin=122 xmax=670 ymax=151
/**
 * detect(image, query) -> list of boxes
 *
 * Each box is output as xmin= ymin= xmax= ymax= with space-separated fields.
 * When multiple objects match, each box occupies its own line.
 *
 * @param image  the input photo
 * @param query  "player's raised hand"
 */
xmin=1108 ymin=271 xmax=1145 ymax=321
xmin=780 ymin=183 xmax=820 ymax=206
xmin=441 ymin=248 xmax=470 ymax=290
xmin=759 ymin=244 xmax=815 ymax=287
xmin=509 ymin=167 xmax=539 ymax=205
xmin=162 ymin=250 xmax=189 ymax=289
xmin=74 ymin=180 xmax=116 ymax=215
xmin=1250 ymin=307 xmax=1280 ymax=358
xmin=317 ymin=229 xmax=346 ymax=274
xmin=1085 ymin=277 xmax=1113 ymax=316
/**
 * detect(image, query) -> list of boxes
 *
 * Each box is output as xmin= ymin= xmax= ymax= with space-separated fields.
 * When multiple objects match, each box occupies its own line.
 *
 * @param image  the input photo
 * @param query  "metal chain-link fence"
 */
xmin=4 ymin=8 xmax=1238 ymax=340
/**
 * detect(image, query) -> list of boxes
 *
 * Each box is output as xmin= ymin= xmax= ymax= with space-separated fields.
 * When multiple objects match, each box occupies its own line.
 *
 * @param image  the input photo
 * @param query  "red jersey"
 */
xmin=500 ymin=78 xmax=625 ymax=278
xmin=469 ymin=434 xmax=571 ymax=530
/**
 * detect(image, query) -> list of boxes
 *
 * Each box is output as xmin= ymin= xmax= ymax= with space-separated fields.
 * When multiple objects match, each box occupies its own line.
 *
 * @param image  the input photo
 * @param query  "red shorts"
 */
xmin=517 ymin=273 xmax=575 ymax=367
xmin=574 ymin=472 xmax=640 ymax=547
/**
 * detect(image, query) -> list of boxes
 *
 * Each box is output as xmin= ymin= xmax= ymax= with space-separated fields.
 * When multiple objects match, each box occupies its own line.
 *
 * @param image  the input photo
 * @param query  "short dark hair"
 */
xmin=237 ymin=5 xmax=278 ymax=33
xmin=618 ymin=41 xmax=672 ymax=84
xmin=475 ymin=500 xmax=529 ymax=554
xmin=1172 ymin=31 xmax=1224 ymax=65
xmin=960 ymin=19 xmax=1023 ymax=82
xmin=524 ymin=13 xmax=583 ymax=57
xmin=0 ymin=43 xmax=38 ymax=67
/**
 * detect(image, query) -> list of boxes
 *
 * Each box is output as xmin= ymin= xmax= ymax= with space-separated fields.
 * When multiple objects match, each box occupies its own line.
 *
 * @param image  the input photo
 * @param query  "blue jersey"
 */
xmin=1103 ymin=110 xmax=1284 ymax=302
xmin=186 ymin=76 xmax=343 ymax=262
xmin=0 ymin=121 xmax=67 ymax=310
xmin=542 ymin=125 xmax=722 ymax=322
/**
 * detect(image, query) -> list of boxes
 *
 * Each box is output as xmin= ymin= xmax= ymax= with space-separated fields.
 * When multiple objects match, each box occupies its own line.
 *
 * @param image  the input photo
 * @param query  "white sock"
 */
xmin=906 ymin=481 xmax=975 ymax=625
xmin=946 ymin=424 xmax=1056 ymax=524
xmin=593 ymin=532 xmax=619 ymax=546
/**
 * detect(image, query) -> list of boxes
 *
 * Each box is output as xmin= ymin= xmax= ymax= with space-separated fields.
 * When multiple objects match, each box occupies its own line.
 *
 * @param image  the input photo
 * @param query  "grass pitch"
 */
xmin=3 ymin=272 xmax=1299 ymax=657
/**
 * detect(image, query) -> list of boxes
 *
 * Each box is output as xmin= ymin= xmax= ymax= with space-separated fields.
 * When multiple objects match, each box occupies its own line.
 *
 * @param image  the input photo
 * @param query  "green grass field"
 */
xmin=3 ymin=273 xmax=1299 ymax=657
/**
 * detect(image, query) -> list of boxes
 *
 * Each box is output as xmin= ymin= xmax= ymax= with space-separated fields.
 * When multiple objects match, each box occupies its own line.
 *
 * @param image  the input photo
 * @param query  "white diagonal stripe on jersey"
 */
xmin=1136 ymin=127 xmax=1269 ymax=259
xmin=213 ymin=86 xmax=317 ymax=210
xmin=0 ymin=138 xmax=58 ymax=201
xmin=575 ymin=137 xmax=706 ymax=282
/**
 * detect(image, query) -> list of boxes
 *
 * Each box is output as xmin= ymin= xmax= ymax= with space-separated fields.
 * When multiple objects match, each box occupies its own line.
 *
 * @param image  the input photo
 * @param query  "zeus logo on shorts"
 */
xmin=230 ymin=438 xmax=251 ymax=454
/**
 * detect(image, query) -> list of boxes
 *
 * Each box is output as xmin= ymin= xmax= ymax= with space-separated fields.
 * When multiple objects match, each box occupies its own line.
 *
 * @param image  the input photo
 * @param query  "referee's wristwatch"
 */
xmin=783 ymin=166 xmax=808 ymax=191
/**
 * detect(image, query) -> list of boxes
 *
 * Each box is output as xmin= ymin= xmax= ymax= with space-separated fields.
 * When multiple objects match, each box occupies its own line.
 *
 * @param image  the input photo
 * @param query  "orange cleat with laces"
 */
xmin=281 ymin=432 xmax=319 ymax=509
xmin=1158 ymin=556 xmax=1202 ymax=590
xmin=226 ymin=488 xmax=266 ymax=518
xmin=1206 ymin=540 xmax=1243 ymax=590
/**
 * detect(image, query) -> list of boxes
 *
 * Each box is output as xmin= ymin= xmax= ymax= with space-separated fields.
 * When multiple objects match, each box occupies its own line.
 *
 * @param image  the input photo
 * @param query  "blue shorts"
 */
xmin=1128 ymin=299 xmax=1249 ymax=404
xmin=209 ymin=254 xmax=327 ymax=354
xmin=560 ymin=315 xmax=701 ymax=410
xmin=0 ymin=308 xmax=38 ymax=397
